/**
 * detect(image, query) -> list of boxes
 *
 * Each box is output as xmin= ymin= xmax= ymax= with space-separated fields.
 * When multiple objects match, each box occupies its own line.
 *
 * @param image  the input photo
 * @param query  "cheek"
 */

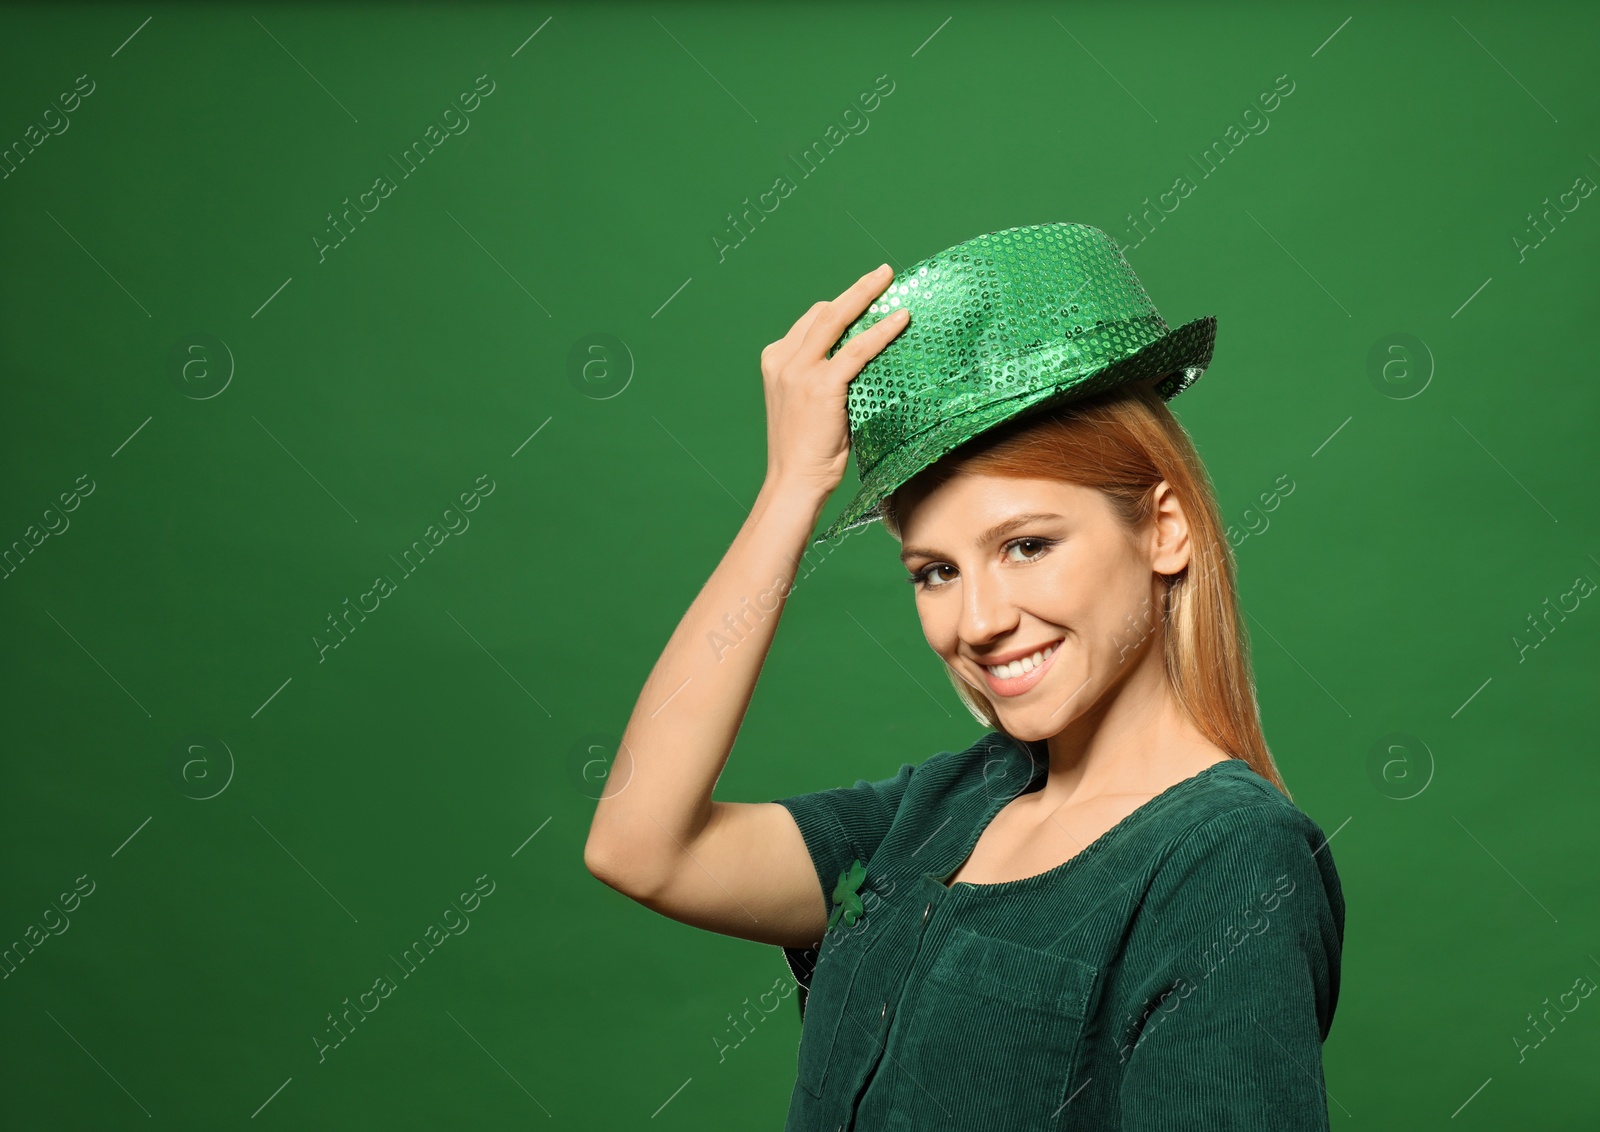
xmin=1028 ymin=564 xmax=1133 ymax=651
xmin=1091 ymin=594 xmax=1159 ymax=662
xmin=915 ymin=599 xmax=956 ymax=654
xmin=1018 ymin=562 xmax=1082 ymax=623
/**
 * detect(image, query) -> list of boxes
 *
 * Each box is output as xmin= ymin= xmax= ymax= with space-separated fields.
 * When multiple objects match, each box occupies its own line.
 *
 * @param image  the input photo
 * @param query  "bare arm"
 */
xmin=583 ymin=263 xmax=909 ymax=951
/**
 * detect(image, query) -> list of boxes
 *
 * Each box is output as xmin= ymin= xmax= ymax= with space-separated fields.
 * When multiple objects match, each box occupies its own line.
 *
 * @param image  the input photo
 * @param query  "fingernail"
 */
xmin=878 ymin=263 xmax=892 ymax=274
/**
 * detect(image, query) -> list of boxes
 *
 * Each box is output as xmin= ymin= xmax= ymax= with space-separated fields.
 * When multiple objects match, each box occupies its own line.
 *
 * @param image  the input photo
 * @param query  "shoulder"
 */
xmin=775 ymin=731 xmax=1022 ymax=838
xmin=904 ymin=730 xmax=1034 ymax=802
xmin=836 ymin=731 xmax=1035 ymax=834
xmin=1149 ymin=763 xmax=1346 ymax=935
xmin=1171 ymin=758 xmax=1332 ymax=856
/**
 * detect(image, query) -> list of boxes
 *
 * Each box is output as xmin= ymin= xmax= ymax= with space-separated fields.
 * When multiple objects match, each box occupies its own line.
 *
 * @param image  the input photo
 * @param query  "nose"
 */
xmin=958 ymin=564 xmax=1019 ymax=649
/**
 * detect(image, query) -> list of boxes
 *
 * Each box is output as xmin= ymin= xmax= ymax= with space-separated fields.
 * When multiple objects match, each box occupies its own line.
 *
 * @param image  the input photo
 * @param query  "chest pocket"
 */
xmin=895 ymin=928 xmax=1099 ymax=1126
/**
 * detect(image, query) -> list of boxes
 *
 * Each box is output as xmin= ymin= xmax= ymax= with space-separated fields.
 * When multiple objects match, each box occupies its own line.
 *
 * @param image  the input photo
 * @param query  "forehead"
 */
xmin=896 ymin=472 xmax=1105 ymax=538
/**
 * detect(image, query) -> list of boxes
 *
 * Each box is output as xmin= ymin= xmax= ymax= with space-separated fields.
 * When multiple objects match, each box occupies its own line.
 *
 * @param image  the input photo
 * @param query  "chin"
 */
xmin=992 ymin=714 xmax=1054 ymax=744
xmin=991 ymin=678 xmax=1095 ymax=741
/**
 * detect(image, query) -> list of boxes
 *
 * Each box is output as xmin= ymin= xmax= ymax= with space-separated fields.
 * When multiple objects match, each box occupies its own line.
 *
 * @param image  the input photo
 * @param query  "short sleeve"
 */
xmin=1118 ymin=804 xmax=1345 ymax=1131
xmin=773 ymin=760 xmax=918 ymax=908
xmin=769 ymin=760 xmax=920 ymax=1010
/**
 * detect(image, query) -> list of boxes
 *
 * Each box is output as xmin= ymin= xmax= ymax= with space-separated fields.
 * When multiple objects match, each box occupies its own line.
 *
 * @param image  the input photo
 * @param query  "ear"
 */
xmin=1147 ymin=480 xmax=1192 ymax=576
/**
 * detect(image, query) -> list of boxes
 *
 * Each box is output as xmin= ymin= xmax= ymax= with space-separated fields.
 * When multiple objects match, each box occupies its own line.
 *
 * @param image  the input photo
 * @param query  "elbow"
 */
xmin=584 ymin=834 xmax=650 ymax=901
xmin=583 ymin=835 xmax=622 ymax=888
xmin=586 ymin=805 xmax=688 ymax=903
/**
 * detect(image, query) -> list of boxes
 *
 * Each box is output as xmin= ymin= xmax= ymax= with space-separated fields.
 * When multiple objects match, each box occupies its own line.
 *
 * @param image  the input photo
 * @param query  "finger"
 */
xmin=828 ymin=305 xmax=910 ymax=382
xmin=799 ymin=264 xmax=895 ymax=356
xmin=765 ymin=301 xmax=830 ymax=375
xmin=781 ymin=299 xmax=830 ymax=345
xmin=784 ymin=300 xmax=831 ymax=349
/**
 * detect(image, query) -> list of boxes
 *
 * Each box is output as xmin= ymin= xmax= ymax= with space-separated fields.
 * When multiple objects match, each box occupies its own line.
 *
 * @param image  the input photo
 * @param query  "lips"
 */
xmin=976 ymin=638 xmax=1064 ymax=698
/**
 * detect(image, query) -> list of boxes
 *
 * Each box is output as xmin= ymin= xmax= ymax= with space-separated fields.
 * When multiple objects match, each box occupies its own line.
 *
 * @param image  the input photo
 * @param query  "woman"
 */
xmin=585 ymin=223 xmax=1345 ymax=1130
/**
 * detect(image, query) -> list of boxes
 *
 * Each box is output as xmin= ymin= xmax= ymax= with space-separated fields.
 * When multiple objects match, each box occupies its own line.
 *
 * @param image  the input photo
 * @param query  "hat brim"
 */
xmin=812 ymin=315 xmax=1216 ymax=547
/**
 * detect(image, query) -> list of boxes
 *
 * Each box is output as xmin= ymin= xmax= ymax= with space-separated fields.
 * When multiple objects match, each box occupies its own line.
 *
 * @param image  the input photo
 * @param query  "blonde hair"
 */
xmin=883 ymin=381 xmax=1291 ymax=798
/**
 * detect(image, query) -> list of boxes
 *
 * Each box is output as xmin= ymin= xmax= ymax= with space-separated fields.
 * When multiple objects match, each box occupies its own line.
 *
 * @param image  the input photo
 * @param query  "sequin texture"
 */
xmin=818 ymin=222 xmax=1216 ymax=545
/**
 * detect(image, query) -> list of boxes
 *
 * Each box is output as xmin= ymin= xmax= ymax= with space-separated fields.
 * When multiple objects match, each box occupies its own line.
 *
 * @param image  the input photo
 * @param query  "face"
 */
xmin=895 ymin=471 xmax=1191 ymax=742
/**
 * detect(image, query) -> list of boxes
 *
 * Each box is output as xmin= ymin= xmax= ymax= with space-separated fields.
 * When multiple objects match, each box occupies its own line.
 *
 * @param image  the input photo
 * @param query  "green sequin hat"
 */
xmin=815 ymin=221 xmax=1216 ymax=546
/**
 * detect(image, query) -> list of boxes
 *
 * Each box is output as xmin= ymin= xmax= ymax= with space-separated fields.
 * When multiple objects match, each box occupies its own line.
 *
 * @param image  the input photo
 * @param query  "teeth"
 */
xmin=986 ymin=643 xmax=1057 ymax=680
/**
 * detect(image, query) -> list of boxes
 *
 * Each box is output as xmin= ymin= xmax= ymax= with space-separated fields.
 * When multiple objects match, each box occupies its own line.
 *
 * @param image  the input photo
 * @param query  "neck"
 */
xmin=1034 ymin=642 xmax=1208 ymax=807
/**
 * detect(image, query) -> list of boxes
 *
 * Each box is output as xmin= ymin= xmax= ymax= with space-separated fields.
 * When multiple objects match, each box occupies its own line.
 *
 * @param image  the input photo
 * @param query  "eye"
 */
xmin=907 ymin=563 xmax=957 ymax=590
xmin=1004 ymin=537 xmax=1056 ymax=563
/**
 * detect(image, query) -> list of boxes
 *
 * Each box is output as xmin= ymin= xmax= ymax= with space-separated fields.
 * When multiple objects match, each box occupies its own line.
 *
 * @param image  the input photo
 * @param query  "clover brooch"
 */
xmin=827 ymin=858 xmax=868 ymax=932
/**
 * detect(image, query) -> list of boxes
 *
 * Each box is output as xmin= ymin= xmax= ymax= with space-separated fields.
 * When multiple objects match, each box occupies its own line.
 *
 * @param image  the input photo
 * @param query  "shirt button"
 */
xmin=922 ymin=901 xmax=932 ymax=924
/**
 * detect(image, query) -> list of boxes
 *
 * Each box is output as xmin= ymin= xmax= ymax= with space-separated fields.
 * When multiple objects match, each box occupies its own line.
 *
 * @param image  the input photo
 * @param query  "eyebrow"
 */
xmin=898 ymin=511 xmax=1065 ymax=564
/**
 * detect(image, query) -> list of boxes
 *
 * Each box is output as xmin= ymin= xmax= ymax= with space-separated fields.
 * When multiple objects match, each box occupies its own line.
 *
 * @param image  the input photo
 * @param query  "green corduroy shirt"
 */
xmin=769 ymin=731 xmax=1344 ymax=1131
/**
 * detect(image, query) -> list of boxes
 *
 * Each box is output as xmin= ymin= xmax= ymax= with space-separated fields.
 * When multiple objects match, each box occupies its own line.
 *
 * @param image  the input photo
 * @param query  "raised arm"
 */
xmin=582 ymin=263 xmax=909 ymax=951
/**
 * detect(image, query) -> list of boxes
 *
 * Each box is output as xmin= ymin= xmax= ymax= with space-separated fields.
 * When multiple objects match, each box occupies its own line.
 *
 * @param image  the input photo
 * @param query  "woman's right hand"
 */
xmin=759 ymin=262 xmax=911 ymax=500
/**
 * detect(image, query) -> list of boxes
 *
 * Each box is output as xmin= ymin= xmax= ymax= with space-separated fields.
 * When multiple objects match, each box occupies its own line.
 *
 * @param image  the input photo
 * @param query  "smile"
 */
xmin=977 ymin=639 xmax=1063 ymax=698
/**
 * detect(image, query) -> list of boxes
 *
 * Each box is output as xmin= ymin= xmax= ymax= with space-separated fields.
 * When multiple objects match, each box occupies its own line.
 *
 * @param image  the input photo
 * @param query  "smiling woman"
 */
xmin=881 ymin=383 xmax=1283 ymax=796
xmin=585 ymin=223 xmax=1344 ymax=1131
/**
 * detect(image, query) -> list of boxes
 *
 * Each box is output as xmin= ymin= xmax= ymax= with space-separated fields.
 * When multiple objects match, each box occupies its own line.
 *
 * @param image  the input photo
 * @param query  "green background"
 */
xmin=2 ymin=1 xmax=1597 ymax=1127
